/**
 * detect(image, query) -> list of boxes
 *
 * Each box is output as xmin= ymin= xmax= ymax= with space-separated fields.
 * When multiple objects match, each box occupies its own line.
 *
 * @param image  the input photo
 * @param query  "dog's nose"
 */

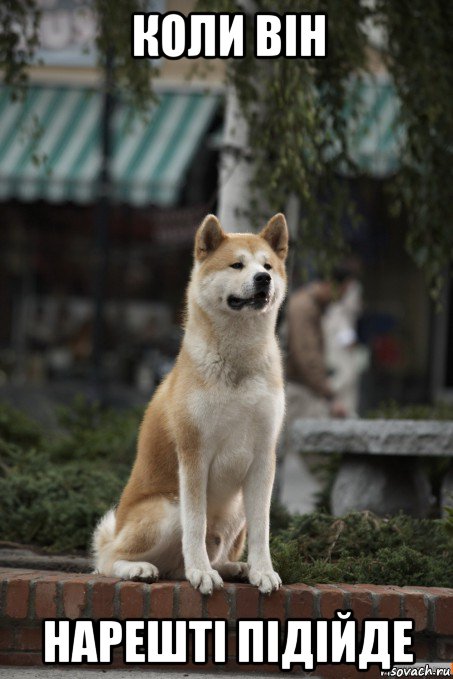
xmin=254 ymin=272 xmax=271 ymax=288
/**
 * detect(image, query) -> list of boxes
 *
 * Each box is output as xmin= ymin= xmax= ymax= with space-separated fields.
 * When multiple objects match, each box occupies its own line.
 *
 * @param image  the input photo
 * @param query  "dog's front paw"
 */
xmin=186 ymin=568 xmax=223 ymax=595
xmin=248 ymin=567 xmax=282 ymax=594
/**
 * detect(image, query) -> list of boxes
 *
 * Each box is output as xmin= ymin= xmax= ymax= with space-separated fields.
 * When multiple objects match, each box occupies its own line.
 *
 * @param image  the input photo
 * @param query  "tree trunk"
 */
xmin=217 ymin=85 xmax=255 ymax=233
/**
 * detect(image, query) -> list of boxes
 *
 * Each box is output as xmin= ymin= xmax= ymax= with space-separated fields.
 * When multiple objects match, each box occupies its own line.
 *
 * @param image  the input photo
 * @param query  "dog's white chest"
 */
xmin=189 ymin=375 xmax=279 ymax=440
xmin=188 ymin=377 xmax=284 ymax=503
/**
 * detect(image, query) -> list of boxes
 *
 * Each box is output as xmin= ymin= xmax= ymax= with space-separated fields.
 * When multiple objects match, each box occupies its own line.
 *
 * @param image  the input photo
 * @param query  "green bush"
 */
xmin=49 ymin=396 xmax=139 ymax=464
xmin=270 ymin=511 xmax=453 ymax=587
xmin=0 ymin=402 xmax=43 ymax=448
xmin=0 ymin=401 xmax=452 ymax=587
xmin=0 ymin=399 xmax=140 ymax=552
xmin=367 ymin=400 xmax=453 ymax=421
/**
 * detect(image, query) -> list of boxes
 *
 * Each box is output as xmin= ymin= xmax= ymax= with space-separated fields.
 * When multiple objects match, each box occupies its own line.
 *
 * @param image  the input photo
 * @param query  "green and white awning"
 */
xmin=0 ymin=86 xmax=220 ymax=206
xmin=345 ymin=74 xmax=403 ymax=177
xmin=0 ymin=76 xmax=402 ymax=206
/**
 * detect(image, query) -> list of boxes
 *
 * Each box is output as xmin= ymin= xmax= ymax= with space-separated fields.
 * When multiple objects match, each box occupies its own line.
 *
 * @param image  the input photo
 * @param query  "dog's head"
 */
xmin=191 ymin=213 xmax=288 ymax=317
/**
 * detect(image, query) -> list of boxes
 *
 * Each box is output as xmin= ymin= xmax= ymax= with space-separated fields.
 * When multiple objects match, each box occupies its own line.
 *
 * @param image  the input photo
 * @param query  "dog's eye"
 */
xmin=230 ymin=262 xmax=244 ymax=270
xmin=264 ymin=263 xmax=272 ymax=271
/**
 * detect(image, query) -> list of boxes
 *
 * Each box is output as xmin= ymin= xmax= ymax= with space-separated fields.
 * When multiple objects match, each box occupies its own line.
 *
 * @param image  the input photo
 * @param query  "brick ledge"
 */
xmin=0 ymin=567 xmax=452 ymax=675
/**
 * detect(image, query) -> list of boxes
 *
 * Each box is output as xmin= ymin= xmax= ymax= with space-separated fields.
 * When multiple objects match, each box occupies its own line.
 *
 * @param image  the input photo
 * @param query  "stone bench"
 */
xmin=291 ymin=419 xmax=453 ymax=517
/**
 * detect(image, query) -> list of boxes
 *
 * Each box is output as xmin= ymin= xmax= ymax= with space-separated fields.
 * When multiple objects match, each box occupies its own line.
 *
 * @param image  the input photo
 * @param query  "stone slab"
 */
xmin=291 ymin=419 xmax=453 ymax=456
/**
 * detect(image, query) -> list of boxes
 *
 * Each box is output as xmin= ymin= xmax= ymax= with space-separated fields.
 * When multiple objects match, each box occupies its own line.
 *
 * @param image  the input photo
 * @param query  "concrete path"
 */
xmin=0 ymin=669 xmax=317 ymax=678
xmin=4 ymin=666 xmax=451 ymax=678
xmin=2 ymin=666 xmax=452 ymax=678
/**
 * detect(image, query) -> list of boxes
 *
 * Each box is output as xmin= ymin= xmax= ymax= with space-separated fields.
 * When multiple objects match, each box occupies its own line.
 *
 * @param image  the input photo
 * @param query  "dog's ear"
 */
xmin=259 ymin=213 xmax=289 ymax=260
xmin=195 ymin=214 xmax=226 ymax=261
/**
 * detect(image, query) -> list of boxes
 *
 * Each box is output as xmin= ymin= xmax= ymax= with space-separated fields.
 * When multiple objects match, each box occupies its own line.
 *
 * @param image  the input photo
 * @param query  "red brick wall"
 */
xmin=0 ymin=568 xmax=452 ymax=677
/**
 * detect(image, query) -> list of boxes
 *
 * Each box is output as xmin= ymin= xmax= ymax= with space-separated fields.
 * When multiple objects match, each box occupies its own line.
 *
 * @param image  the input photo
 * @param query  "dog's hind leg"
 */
xmin=93 ymin=496 xmax=182 ymax=581
xmin=112 ymin=559 xmax=159 ymax=582
xmin=216 ymin=525 xmax=249 ymax=580
xmin=228 ymin=524 xmax=247 ymax=562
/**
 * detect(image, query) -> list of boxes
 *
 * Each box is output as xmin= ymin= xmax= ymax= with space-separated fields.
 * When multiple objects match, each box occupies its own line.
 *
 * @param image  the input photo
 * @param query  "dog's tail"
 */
xmin=91 ymin=508 xmax=116 ymax=574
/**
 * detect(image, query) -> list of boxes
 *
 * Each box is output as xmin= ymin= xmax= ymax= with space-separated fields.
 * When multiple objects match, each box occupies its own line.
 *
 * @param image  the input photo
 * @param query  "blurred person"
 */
xmin=323 ymin=279 xmax=369 ymax=416
xmin=285 ymin=269 xmax=353 ymax=423
xmin=274 ymin=269 xmax=353 ymax=507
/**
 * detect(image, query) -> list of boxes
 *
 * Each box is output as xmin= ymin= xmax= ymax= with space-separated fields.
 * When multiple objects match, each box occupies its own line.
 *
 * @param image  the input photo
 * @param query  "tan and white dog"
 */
xmin=93 ymin=212 xmax=288 ymax=595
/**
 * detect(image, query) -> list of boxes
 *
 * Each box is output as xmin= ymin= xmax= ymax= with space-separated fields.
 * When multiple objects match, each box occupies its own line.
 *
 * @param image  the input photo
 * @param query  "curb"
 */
xmin=0 ymin=568 xmax=452 ymax=676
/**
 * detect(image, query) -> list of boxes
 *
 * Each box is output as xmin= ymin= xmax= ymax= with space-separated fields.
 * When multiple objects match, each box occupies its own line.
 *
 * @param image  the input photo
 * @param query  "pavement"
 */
xmin=0 ymin=546 xmax=91 ymax=572
xmin=2 ymin=667 xmax=452 ymax=678
xmin=0 ymin=670 xmax=305 ymax=678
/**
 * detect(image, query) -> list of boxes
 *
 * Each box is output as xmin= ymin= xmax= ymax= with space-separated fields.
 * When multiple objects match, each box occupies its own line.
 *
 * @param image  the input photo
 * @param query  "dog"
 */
xmin=92 ymin=212 xmax=288 ymax=595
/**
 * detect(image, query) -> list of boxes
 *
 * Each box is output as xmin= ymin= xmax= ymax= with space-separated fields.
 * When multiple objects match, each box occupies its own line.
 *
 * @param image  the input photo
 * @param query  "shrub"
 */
xmin=270 ymin=511 xmax=453 ymax=587
xmin=49 ymin=396 xmax=139 ymax=465
xmin=0 ymin=399 xmax=140 ymax=552
xmin=0 ymin=401 xmax=452 ymax=588
xmin=0 ymin=442 xmax=125 ymax=552
xmin=367 ymin=400 xmax=453 ymax=421
xmin=0 ymin=402 xmax=43 ymax=448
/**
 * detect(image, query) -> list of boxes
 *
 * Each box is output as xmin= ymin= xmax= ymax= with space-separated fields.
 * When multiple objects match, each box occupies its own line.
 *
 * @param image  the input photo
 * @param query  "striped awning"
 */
xmin=0 ymin=86 xmax=220 ymax=206
xmin=345 ymin=74 xmax=403 ymax=177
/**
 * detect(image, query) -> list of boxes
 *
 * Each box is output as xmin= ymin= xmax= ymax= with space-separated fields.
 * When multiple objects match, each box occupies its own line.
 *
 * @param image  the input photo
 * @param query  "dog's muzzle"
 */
xmin=227 ymin=273 xmax=272 ymax=310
